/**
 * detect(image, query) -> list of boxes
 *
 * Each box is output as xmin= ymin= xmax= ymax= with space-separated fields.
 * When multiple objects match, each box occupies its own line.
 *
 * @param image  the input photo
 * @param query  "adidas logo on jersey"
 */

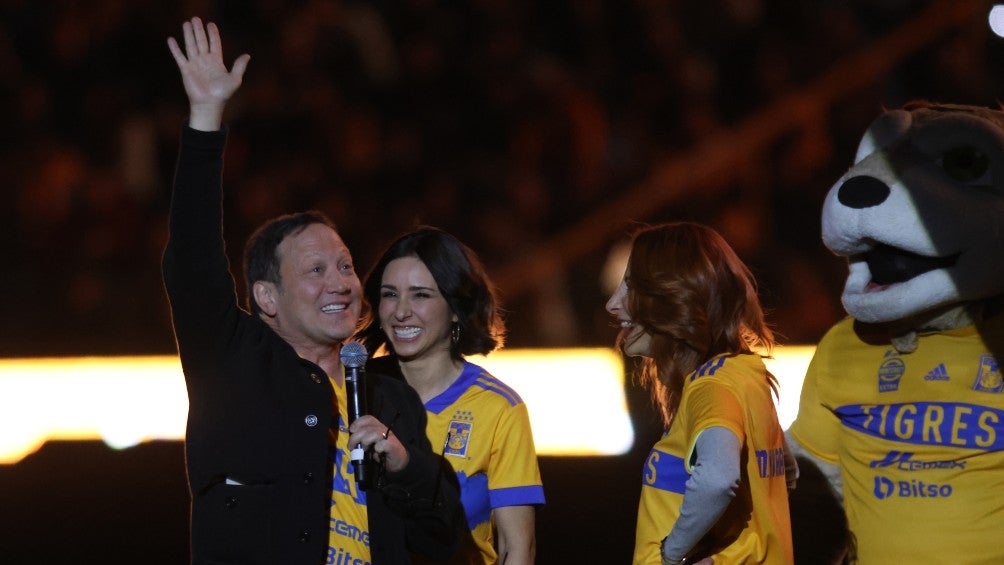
xmin=923 ymin=363 xmax=949 ymax=381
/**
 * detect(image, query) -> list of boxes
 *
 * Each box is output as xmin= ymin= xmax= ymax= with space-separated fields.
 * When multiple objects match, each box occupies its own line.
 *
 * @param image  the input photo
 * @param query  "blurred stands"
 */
xmin=4 ymin=1 xmax=1002 ymax=357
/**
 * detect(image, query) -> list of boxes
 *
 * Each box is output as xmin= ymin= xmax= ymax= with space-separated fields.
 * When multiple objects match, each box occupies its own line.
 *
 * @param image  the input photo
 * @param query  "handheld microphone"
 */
xmin=340 ymin=341 xmax=374 ymax=489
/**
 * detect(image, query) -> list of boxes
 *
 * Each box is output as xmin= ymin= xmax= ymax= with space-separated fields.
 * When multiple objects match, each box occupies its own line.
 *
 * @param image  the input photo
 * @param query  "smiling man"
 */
xmin=161 ymin=17 xmax=463 ymax=565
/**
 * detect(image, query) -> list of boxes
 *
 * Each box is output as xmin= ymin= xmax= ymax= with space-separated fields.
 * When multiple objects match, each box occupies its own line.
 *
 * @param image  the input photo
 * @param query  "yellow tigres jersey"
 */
xmin=327 ymin=377 xmax=371 ymax=565
xmin=425 ymin=362 xmax=545 ymax=564
xmin=790 ymin=315 xmax=1004 ymax=564
xmin=634 ymin=354 xmax=792 ymax=565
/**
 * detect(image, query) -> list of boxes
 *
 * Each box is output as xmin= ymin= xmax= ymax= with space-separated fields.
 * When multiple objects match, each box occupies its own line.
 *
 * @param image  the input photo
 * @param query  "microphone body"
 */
xmin=340 ymin=341 xmax=374 ymax=490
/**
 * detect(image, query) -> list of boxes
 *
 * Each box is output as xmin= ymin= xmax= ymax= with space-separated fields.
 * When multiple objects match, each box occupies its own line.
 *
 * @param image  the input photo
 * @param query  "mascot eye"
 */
xmin=941 ymin=145 xmax=990 ymax=183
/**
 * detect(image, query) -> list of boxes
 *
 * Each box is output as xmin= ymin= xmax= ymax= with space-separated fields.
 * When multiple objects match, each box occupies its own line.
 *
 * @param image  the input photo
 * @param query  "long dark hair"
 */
xmin=357 ymin=227 xmax=506 ymax=359
xmin=622 ymin=222 xmax=775 ymax=425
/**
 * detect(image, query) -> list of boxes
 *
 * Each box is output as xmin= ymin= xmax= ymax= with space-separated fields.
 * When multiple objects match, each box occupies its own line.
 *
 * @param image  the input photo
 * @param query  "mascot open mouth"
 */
xmin=864 ymin=243 xmax=958 ymax=287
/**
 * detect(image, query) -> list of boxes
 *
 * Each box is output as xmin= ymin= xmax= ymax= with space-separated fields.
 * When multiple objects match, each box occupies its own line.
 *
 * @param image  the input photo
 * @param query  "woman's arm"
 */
xmin=661 ymin=426 xmax=740 ymax=564
xmin=495 ymin=504 xmax=536 ymax=564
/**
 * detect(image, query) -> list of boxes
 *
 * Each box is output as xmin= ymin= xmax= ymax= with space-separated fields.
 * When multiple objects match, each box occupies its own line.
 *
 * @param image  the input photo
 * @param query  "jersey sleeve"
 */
xmin=681 ymin=379 xmax=745 ymax=472
xmin=487 ymin=401 xmax=545 ymax=508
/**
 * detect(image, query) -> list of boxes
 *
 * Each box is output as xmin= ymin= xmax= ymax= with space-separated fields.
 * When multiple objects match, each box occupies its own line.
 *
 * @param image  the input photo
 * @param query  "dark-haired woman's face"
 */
xmin=378 ymin=256 xmax=457 ymax=362
xmin=605 ymin=273 xmax=652 ymax=358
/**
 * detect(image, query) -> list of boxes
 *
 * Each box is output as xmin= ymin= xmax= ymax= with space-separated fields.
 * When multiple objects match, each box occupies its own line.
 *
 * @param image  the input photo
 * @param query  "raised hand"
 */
xmin=167 ymin=17 xmax=250 ymax=131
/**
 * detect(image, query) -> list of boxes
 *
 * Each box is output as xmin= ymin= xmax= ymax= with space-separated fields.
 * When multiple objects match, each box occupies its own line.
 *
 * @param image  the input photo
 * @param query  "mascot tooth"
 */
xmin=787 ymin=102 xmax=1004 ymax=564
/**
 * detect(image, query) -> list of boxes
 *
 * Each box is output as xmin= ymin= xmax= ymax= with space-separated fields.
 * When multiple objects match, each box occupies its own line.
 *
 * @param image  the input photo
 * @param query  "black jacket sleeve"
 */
xmin=162 ymin=125 xmax=244 ymax=357
xmin=369 ymin=371 xmax=467 ymax=562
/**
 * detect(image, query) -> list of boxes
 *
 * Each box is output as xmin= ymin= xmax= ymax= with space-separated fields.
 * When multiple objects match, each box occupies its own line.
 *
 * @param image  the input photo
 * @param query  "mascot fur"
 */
xmin=787 ymin=101 xmax=1004 ymax=564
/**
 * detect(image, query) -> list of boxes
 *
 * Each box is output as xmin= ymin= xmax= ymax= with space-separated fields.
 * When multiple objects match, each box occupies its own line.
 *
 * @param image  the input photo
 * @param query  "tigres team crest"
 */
xmin=444 ymin=420 xmax=472 ymax=457
xmin=972 ymin=354 xmax=1003 ymax=393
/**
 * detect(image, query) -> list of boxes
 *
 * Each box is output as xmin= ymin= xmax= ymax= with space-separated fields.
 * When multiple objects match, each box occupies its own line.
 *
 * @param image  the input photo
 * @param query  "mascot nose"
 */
xmin=837 ymin=176 xmax=890 ymax=209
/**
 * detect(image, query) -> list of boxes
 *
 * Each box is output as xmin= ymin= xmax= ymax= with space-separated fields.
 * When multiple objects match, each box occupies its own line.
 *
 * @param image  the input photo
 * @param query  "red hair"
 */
xmin=622 ymin=222 xmax=775 ymax=426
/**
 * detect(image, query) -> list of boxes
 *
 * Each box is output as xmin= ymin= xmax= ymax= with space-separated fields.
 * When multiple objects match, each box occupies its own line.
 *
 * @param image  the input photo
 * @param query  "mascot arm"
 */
xmin=786 ymin=328 xmax=845 ymax=500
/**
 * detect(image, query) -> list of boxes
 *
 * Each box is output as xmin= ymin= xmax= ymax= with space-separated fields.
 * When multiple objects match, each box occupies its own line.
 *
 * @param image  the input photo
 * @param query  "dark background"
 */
xmin=2 ymin=0 xmax=1003 ymax=562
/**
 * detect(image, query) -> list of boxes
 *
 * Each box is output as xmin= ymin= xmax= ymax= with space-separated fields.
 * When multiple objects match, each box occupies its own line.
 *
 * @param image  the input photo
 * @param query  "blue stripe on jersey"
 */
xmin=476 ymin=371 xmax=522 ymax=399
xmin=425 ymin=362 xmax=481 ymax=414
xmin=456 ymin=475 xmax=545 ymax=529
xmin=642 ymin=448 xmax=688 ymax=494
xmin=457 ymin=471 xmax=492 ymax=528
xmin=490 ymin=484 xmax=546 ymax=508
xmin=425 ymin=361 xmax=522 ymax=413
xmin=836 ymin=402 xmax=1004 ymax=451
xmin=473 ymin=376 xmax=521 ymax=406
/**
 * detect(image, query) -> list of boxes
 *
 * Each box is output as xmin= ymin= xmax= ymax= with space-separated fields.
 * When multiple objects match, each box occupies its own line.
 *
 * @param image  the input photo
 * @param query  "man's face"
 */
xmin=269 ymin=223 xmax=362 ymax=349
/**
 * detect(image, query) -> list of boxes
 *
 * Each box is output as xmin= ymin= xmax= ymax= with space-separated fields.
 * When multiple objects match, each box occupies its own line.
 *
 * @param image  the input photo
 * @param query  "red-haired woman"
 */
xmin=606 ymin=222 xmax=795 ymax=565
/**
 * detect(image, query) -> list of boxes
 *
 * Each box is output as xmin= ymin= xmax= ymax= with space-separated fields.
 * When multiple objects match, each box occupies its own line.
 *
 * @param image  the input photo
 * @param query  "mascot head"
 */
xmin=822 ymin=102 xmax=1004 ymax=340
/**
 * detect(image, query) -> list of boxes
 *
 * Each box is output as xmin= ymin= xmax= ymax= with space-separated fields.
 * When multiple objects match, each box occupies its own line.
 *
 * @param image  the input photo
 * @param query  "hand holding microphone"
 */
xmin=341 ymin=341 xmax=374 ymax=489
xmin=341 ymin=342 xmax=409 ymax=489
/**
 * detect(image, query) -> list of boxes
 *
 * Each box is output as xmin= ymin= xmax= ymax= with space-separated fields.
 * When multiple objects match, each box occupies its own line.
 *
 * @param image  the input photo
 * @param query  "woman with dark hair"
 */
xmin=606 ymin=222 xmax=794 ymax=565
xmin=357 ymin=227 xmax=545 ymax=564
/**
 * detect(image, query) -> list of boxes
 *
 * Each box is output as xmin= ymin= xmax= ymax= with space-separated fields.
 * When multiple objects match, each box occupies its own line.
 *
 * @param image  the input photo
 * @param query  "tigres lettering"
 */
xmin=836 ymin=402 xmax=1001 ymax=450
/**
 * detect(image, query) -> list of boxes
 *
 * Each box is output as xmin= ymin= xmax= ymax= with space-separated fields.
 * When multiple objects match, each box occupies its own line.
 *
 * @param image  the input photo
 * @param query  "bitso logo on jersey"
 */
xmin=873 ymin=476 xmax=953 ymax=500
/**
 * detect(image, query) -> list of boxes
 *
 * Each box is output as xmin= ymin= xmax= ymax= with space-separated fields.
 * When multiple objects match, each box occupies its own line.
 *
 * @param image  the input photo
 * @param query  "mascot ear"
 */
xmin=253 ymin=281 xmax=278 ymax=317
xmin=853 ymin=109 xmax=912 ymax=164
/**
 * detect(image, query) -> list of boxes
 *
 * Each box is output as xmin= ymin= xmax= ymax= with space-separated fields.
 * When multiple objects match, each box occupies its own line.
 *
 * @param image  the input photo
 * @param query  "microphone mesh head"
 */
xmin=340 ymin=341 xmax=368 ymax=368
